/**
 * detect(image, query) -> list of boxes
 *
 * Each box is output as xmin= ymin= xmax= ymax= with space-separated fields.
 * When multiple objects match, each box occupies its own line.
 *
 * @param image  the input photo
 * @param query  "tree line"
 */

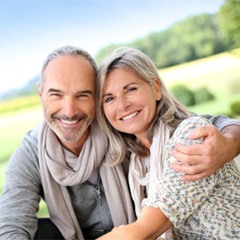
xmin=95 ymin=0 xmax=240 ymax=68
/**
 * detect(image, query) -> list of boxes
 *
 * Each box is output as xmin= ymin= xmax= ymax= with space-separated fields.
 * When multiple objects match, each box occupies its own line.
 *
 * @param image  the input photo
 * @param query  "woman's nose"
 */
xmin=117 ymin=96 xmax=131 ymax=111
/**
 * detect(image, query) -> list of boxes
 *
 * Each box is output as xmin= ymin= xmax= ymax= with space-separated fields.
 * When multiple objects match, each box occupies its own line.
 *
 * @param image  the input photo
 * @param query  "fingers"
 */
xmin=170 ymin=162 xmax=201 ymax=175
xmin=181 ymin=172 xmax=209 ymax=181
xmin=174 ymin=140 xmax=215 ymax=159
xmin=172 ymin=146 xmax=204 ymax=163
xmin=188 ymin=125 xmax=216 ymax=140
xmin=170 ymin=162 xmax=214 ymax=181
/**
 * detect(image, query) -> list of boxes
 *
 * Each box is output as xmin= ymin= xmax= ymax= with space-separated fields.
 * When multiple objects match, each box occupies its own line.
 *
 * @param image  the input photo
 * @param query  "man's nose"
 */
xmin=62 ymin=98 xmax=78 ymax=118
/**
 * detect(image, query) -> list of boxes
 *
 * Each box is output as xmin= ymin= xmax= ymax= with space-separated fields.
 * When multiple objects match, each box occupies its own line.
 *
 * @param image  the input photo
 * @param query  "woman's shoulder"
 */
xmin=177 ymin=116 xmax=211 ymax=133
xmin=172 ymin=116 xmax=211 ymax=145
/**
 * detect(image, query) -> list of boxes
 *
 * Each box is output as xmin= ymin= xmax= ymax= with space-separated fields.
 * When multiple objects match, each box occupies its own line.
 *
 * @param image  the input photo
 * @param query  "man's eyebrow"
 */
xmin=75 ymin=90 xmax=93 ymax=95
xmin=48 ymin=88 xmax=62 ymax=93
xmin=47 ymin=89 xmax=93 ymax=95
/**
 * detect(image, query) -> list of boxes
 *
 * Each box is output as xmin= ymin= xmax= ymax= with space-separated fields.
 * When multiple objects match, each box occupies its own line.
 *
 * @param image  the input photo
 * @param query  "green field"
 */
xmin=0 ymin=49 xmax=240 ymax=217
xmin=160 ymin=48 xmax=240 ymax=114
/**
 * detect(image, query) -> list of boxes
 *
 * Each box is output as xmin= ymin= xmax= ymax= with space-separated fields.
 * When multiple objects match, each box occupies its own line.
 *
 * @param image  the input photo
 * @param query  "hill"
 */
xmin=0 ymin=76 xmax=38 ymax=100
xmin=161 ymin=48 xmax=240 ymax=96
xmin=159 ymin=48 xmax=240 ymax=115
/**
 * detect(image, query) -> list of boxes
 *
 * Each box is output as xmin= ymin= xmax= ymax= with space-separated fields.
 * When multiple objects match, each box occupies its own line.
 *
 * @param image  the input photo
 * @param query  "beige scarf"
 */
xmin=128 ymin=121 xmax=172 ymax=239
xmin=38 ymin=119 xmax=136 ymax=240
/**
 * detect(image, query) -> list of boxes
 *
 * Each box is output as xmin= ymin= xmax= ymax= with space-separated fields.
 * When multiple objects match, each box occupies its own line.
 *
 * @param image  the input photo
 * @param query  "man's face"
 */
xmin=39 ymin=55 xmax=95 ymax=149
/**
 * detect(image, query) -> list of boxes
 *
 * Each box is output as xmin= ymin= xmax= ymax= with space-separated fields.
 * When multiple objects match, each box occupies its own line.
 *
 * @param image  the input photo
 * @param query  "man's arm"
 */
xmin=0 ymin=134 xmax=42 ymax=239
xmin=171 ymin=123 xmax=240 ymax=181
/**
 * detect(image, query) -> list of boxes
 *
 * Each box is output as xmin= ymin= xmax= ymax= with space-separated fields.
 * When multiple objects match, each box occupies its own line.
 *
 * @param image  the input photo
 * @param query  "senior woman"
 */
xmin=95 ymin=47 xmax=240 ymax=239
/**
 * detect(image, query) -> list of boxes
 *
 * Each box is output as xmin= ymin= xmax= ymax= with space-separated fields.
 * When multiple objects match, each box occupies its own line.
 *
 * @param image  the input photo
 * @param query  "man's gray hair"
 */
xmin=39 ymin=45 xmax=97 ymax=92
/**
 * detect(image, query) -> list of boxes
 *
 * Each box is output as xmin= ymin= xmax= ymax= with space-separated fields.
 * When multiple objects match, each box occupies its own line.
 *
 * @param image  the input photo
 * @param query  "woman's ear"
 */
xmin=153 ymin=78 xmax=161 ymax=101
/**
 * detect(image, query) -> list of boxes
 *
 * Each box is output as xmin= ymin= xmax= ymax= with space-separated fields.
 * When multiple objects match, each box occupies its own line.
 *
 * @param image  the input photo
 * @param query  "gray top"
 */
xmin=0 ymin=127 xmax=114 ymax=239
xmin=0 ymin=115 xmax=239 ymax=239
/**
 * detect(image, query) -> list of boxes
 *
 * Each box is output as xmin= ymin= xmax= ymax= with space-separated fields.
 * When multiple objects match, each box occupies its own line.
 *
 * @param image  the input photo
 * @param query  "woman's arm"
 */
xmin=97 ymin=207 xmax=172 ymax=240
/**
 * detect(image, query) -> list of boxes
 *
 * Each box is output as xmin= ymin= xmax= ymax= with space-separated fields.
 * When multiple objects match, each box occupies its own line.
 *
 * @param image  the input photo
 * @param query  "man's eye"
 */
xmin=50 ymin=93 xmax=61 ymax=97
xmin=78 ymin=94 xmax=90 ymax=99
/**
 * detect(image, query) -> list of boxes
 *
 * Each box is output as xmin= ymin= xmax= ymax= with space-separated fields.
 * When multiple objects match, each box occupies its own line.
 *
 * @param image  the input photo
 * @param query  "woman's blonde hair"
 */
xmin=96 ymin=47 xmax=192 ymax=165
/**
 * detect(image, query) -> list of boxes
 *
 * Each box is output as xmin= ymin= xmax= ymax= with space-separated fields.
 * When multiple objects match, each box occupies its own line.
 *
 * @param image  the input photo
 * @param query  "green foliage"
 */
xmin=171 ymin=85 xmax=215 ymax=107
xmin=194 ymin=87 xmax=215 ymax=104
xmin=170 ymin=84 xmax=195 ymax=106
xmin=95 ymin=13 xmax=229 ymax=68
xmin=230 ymin=101 xmax=240 ymax=116
xmin=95 ymin=44 xmax=120 ymax=64
xmin=154 ymin=14 xmax=226 ymax=68
xmin=218 ymin=0 xmax=240 ymax=48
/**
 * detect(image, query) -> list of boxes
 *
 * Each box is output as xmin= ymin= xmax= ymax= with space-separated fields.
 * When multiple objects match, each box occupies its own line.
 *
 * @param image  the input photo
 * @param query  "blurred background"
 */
xmin=1 ymin=0 xmax=240 ymax=216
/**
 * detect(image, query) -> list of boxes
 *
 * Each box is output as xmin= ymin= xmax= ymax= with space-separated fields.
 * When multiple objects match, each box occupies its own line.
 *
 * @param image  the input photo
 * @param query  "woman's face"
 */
xmin=102 ymin=68 xmax=161 ymax=143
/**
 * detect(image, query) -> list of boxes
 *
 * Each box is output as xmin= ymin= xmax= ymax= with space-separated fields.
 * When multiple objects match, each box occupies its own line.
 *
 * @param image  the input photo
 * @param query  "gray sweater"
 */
xmin=0 ymin=115 xmax=239 ymax=239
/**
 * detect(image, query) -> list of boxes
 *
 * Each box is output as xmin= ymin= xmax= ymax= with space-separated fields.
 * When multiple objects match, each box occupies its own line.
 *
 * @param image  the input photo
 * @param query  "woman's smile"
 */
xmin=120 ymin=110 xmax=140 ymax=121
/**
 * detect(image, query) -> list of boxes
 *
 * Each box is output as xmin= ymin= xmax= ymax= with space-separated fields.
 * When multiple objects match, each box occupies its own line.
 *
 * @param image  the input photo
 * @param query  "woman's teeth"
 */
xmin=122 ymin=112 xmax=138 ymax=121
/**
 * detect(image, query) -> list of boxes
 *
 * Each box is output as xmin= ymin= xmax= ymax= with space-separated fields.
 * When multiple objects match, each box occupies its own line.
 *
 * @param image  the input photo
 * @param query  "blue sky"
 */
xmin=0 ymin=0 xmax=224 ymax=95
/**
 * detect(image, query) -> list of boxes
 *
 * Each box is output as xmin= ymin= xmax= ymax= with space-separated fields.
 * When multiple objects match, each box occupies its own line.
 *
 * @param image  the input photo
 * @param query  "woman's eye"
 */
xmin=126 ymin=87 xmax=137 ymax=93
xmin=103 ymin=96 xmax=114 ymax=103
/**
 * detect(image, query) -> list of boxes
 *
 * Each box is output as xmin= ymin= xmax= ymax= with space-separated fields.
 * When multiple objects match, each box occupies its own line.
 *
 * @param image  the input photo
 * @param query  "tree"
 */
xmin=218 ymin=0 xmax=240 ymax=48
xmin=95 ymin=14 xmax=228 ymax=68
xmin=170 ymin=84 xmax=195 ymax=106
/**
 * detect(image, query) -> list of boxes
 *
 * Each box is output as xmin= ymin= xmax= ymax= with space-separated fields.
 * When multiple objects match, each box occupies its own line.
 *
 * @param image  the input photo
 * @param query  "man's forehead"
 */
xmin=43 ymin=55 xmax=94 ymax=79
xmin=45 ymin=55 xmax=90 ymax=69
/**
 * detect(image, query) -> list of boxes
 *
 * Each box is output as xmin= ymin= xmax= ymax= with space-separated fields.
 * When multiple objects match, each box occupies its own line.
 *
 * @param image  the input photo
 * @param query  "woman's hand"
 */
xmin=97 ymin=207 xmax=172 ymax=240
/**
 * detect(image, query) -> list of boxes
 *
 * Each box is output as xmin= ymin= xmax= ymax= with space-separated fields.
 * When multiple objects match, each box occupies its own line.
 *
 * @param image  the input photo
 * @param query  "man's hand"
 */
xmin=171 ymin=125 xmax=240 ymax=181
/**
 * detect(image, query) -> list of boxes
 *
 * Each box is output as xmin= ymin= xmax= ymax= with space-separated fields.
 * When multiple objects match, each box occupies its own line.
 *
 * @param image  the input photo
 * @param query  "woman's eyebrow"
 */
xmin=102 ymin=92 xmax=112 ymax=98
xmin=123 ymin=82 xmax=136 ymax=90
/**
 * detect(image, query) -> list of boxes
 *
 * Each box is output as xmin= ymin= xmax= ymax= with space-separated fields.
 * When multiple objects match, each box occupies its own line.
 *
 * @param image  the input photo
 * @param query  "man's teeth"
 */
xmin=122 ymin=112 xmax=138 ymax=121
xmin=61 ymin=119 xmax=78 ymax=124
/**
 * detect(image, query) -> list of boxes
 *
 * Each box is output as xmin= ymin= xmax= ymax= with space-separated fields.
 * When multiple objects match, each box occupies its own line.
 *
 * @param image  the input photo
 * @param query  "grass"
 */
xmin=161 ymin=49 xmax=240 ymax=114
xmin=0 ymin=95 xmax=40 ymax=115
xmin=0 ymin=105 xmax=42 ymax=162
xmin=0 ymin=49 xmax=240 ymax=217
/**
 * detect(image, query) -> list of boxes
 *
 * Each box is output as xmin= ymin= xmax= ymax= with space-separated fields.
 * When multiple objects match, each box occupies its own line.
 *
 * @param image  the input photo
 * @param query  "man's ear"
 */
xmin=37 ymin=81 xmax=42 ymax=98
xmin=153 ymin=78 xmax=161 ymax=101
